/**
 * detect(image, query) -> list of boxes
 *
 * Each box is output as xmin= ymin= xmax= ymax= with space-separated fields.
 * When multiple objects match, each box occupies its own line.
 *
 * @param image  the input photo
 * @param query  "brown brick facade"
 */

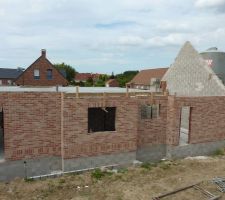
xmin=0 ymin=93 xmax=62 ymax=160
xmin=15 ymin=50 xmax=68 ymax=86
xmin=1 ymin=92 xmax=225 ymax=161
xmin=137 ymin=96 xmax=168 ymax=147
xmin=63 ymin=96 xmax=138 ymax=159
xmin=168 ymin=96 xmax=225 ymax=145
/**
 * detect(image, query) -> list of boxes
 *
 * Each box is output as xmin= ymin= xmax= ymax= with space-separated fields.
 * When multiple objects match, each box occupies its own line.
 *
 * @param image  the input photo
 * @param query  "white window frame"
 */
xmin=34 ymin=69 xmax=40 ymax=79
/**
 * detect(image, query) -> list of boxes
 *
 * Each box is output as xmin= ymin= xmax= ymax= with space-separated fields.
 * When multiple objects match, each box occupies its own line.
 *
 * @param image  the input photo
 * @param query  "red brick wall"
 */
xmin=2 ymin=92 xmax=225 ymax=161
xmin=165 ymin=96 xmax=181 ymax=145
xmin=176 ymin=96 xmax=225 ymax=144
xmin=0 ymin=79 xmax=14 ymax=85
xmin=0 ymin=92 xmax=62 ymax=160
xmin=15 ymin=55 xmax=68 ymax=86
xmin=137 ymin=96 xmax=168 ymax=147
xmin=63 ymin=95 xmax=139 ymax=159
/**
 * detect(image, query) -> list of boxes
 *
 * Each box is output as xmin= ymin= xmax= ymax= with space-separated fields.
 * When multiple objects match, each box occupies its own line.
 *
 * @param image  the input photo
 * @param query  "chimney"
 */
xmin=41 ymin=49 xmax=46 ymax=57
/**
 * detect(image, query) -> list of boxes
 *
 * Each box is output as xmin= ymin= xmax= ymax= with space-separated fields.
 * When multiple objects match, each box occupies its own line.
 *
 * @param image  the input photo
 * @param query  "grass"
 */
xmin=24 ymin=178 xmax=34 ymax=182
xmin=117 ymin=168 xmax=128 ymax=174
xmin=140 ymin=162 xmax=156 ymax=170
xmin=159 ymin=162 xmax=171 ymax=170
xmin=91 ymin=168 xmax=113 ymax=180
xmin=213 ymin=148 xmax=225 ymax=156
xmin=1 ymin=156 xmax=225 ymax=200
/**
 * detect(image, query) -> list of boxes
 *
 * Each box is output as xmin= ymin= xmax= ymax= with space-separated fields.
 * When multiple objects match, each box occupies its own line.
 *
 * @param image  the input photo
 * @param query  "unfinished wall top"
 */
xmin=162 ymin=41 xmax=225 ymax=96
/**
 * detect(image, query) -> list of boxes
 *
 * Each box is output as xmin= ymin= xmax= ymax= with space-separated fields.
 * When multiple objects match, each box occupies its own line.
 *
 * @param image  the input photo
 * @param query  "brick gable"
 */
xmin=15 ymin=50 xmax=68 ymax=86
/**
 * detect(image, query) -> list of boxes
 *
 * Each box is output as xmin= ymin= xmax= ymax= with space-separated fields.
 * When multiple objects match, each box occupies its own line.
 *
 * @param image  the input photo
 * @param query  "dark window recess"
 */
xmin=47 ymin=69 xmax=53 ymax=80
xmin=152 ymin=104 xmax=159 ymax=118
xmin=141 ymin=105 xmax=152 ymax=119
xmin=88 ymin=107 xmax=116 ymax=133
xmin=141 ymin=104 xmax=159 ymax=119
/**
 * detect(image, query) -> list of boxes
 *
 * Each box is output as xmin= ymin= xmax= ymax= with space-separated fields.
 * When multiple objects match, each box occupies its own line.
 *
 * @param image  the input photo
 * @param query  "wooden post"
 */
xmin=60 ymin=92 xmax=64 ymax=172
xmin=76 ymin=86 xmax=79 ymax=98
xmin=164 ymin=89 xmax=169 ymax=96
xmin=103 ymin=92 xmax=106 ymax=107
xmin=151 ymin=92 xmax=154 ymax=104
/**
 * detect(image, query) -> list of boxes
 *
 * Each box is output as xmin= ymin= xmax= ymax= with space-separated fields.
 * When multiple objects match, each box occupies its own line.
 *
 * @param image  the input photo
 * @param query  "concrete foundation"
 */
xmin=136 ymin=144 xmax=166 ymax=162
xmin=0 ymin=156 xmax=61 ymax=181
xmin=166 ymin=140 xmax=225 ymax=159
xmin=1 ymin=140 xmax=225 ymax=181
xmin=64 ymin=151 xmax=136 ymax=171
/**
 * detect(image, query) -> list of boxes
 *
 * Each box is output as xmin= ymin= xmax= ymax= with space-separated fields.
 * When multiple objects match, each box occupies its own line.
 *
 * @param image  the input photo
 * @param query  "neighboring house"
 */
xmin=127 ymin=68 xmax=168 ymax=91
xmin=74 ymin=73 xmax=101 ymax=83
xmin=0 ymin=68 xmax=24 ymax=86
xmin=105 ymin=79 xmax=119 ymax=87
xmin=162 ymin=41 xmax=225 ymax=96
xmin=74 ymin=73 xmax=93 ymax=83
xmin=15 ymin=49 xmax=68 ymax=86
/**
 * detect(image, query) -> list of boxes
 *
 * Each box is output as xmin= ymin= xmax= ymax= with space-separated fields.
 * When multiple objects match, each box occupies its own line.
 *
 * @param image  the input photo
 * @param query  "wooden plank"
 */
xmin=152 ymin=183 xmax=201 ymax=200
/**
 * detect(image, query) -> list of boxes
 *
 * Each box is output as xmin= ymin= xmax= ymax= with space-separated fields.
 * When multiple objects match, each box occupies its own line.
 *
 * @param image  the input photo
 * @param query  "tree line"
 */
xmin=54 ymin=63 xmax=138 ymax=87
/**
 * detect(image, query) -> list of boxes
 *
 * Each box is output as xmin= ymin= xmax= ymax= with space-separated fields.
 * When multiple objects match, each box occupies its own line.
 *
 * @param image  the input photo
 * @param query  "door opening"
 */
xmin=0 ymin=109 xmax=4 ymax=160
xmin=179 ymin=106 xmax=191 ymax=146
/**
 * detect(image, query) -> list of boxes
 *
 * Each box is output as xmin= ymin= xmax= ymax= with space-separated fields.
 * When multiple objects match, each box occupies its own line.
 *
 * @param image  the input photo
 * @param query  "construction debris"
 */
xmin=193 ymin=185 xmax=221 ymax=200
xmin=152 ymin=182 xmax=221 ymax=200
xmin=212 ymin=178 xmax=225 ymax=193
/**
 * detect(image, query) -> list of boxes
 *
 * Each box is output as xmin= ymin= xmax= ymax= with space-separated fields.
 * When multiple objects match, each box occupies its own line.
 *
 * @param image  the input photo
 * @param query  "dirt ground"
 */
xmin=1 ymin=155 xmax=225 ymax=200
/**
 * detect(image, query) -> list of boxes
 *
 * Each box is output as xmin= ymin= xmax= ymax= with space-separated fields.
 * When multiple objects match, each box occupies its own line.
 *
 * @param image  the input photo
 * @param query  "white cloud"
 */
xmin=118 ymin=36 xmax=144 ymax=46
xmin=195 ymin=0 xmax=225 ymax=8
xmin=0 ymin=0 xmax=224 ymax=73
xmin=157 ymin=21 xmax=190 ymax=32
xmin=0 ymin=8 xmax=5 ymax=16
xmin=146 ymin=33 xmax=200 ymax=47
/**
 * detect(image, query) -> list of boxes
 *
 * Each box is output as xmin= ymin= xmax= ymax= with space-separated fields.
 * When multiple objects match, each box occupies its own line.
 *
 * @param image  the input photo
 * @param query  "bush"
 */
xmin=141 ymin=162 xmax=157 ymax=170
xmin=141 ymin=162 xmax=152 ymax=170
xmin=91 ymin=168 xmax=113 ymax=180
xmin=118 ymin=168 xmax=128 ymax=174
xmin=213 ymin=148 xmax=225 ymax=156
xmin=24 ymin=178 xmax=34 ymax=182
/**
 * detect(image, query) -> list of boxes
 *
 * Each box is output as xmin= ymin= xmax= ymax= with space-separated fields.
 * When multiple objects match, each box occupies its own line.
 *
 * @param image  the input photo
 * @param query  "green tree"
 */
xmin=94 ymin=79 xmax=105 ymax=87
xmin=99 ymin=74 xmax=109 ymax=82
xmin=110 ymin=72 xmax=115 ymax=79
xmin=116 ymin=70 xmax=139 ymax=87
xmin=85 ymin=77 xmax=94 ymax=87
xmin=54 ymin=63 xmax=76 ymax=84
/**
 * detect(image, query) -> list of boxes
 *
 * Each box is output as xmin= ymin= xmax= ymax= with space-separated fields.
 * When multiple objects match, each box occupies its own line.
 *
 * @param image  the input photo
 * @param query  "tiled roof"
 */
xmin=75 ymin=73 xmax=92 ymax=81
xmin=129 ymin=68 xmax=168 ymax=85
xmin=0 ymin=68 xmax=24 ymax=79
xmin=106 ymin=79 xmax=117 ymax=84
xmin=75 ymin=73 xmax=101 ymax=81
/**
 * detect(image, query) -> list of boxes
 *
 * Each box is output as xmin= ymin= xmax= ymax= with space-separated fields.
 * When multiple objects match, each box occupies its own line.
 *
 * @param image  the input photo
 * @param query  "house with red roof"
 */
xmin=127 ymin=68 xmax=168 ymax=91
xmin=105 ymin=79 xmax=119 ymax=87
xmin=74 ymin=73 xmax=101 ymax=83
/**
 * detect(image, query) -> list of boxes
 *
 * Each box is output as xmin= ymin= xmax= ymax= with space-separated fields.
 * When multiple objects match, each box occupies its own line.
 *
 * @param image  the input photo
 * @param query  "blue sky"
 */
xmin=0 ymin=0 xmax=225 ymax=74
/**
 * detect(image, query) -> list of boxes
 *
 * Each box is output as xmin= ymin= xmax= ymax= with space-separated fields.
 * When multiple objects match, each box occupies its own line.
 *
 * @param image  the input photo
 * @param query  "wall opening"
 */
xmin=0 ymin=108 xmax=4 ymax=160
xmin=88 ymin=107 xmax=116 ymax=133
xmin=179 ymin=106 xmax=191 ymax=146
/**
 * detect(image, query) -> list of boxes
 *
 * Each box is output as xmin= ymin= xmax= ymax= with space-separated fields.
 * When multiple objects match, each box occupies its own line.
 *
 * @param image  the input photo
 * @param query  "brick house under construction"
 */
xmin=1 ymin=42 xmax=225 ymax=181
